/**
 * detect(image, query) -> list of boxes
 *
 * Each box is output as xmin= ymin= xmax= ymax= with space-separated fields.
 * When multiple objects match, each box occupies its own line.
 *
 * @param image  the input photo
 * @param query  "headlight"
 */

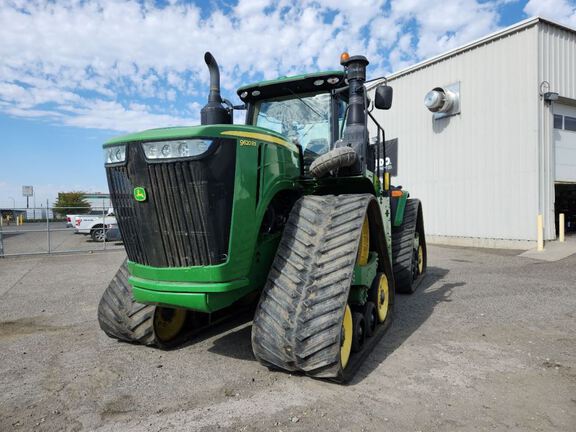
xmin=142 ymin=139 xmax=213 ymax=160
xmin=104 ymin=145 xmax=126 ymax=164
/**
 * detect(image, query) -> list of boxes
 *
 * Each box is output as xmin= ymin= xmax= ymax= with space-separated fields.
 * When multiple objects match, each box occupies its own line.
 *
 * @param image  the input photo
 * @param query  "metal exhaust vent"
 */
xmin=424 ymin=82 xmax=460 ymax=120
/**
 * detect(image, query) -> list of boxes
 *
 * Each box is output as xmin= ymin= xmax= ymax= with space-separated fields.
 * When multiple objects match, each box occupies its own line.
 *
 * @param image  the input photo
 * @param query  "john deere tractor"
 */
xmin=98 ymin=52 xmax=426 ymax=382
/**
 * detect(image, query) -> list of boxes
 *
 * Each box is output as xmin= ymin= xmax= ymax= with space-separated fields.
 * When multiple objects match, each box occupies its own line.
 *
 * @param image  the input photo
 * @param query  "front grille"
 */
xmin=106 ymin=139 xmax=236 ymax=267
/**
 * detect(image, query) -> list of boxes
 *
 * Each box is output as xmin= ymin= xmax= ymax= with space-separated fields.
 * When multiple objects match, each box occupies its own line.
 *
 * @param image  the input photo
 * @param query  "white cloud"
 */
xmin=0 ymin=0 xmax=531 ymax=132
xmin=524 ymin=0 xmax=576 ymax=26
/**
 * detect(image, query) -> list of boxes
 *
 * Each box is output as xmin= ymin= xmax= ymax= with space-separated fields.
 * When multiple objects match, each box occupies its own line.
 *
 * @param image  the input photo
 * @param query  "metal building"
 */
xmin=369 ymin=17 xmax=576 ymax=248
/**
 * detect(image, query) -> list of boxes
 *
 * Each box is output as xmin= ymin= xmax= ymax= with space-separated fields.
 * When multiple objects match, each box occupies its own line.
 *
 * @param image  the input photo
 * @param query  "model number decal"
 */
xmin=239 ymin=139 xmax=257 ymax=147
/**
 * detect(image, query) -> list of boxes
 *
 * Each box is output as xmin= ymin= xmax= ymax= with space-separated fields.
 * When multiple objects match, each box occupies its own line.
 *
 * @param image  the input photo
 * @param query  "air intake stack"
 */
xmin=201 ymin=52 xmax=232 ymax=125
xmin=340 ymin=54 xmax=369 ymax=174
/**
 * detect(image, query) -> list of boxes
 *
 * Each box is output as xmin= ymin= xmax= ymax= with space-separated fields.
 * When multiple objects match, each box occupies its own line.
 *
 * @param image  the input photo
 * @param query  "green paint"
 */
xmin=349 ymin=253 xmax=379 ymax=306
xmin=129 ymin=130 xmax=301 ymax=310
xmin=103 ymin=124 xmax=293 ymax=148
xmin=133 ymin=187 xmax=146 ymax=202
xmin=393 ymin=191 xmax=408 ymax=227
xmin=353 ymin=252 xmax=379 ymax=288
xmin=348 ymin=286 xmax=368 ymax=306
xmin=133 ymin=285 xmax=253 ymax=313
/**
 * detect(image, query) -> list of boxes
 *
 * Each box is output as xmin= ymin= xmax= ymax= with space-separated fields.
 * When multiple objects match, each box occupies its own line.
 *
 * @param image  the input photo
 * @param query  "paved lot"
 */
xmin=0 ymin=245 xmax=575 ymax=431
xmin=0 ymin=222 xmax=123 ymax=256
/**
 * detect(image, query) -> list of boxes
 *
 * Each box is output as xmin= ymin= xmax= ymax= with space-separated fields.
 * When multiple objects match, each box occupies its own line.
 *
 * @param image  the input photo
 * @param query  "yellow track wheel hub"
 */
xmin=357 ymin=216 xmax=370 ymax=266
xmin=417 ymin=245 xmax=424 ymax=275
xmin=376 ymin=274 xmax=390 ymax=322
xmin=154 ymin=307 xmax=187 ymax=343
xmin=340 ymin=305 xmax=353 ymax=369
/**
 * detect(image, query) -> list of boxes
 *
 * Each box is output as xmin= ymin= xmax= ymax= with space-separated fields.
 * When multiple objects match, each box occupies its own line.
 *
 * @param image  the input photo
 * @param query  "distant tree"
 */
xmin=53 ymin=192 xmax=91 ymax=216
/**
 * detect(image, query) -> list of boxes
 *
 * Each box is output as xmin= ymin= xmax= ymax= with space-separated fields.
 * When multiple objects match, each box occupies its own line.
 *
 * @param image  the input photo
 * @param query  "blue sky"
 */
xmin=1 ymin=0 xmax=575 ymax=209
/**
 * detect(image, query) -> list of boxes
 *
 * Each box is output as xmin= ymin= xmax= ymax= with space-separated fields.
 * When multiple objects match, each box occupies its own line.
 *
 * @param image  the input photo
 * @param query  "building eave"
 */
xmin=367 ymin=16 xmax=576 ymax=90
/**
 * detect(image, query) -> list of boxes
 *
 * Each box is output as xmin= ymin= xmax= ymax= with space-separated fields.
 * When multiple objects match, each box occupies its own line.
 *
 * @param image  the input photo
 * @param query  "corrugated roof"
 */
xmin=367 ymin=16 xmax=576 ymax=88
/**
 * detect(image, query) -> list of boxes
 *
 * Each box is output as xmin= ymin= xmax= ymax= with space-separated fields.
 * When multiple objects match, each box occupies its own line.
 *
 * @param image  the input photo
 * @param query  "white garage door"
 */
xmin=554 ymin=104 xmax=576 ymax=182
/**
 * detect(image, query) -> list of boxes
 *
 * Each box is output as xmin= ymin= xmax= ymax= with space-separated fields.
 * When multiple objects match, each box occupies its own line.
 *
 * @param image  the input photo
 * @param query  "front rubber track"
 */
xmin=97 ymin=259 xmax=158 ymax=346
xmin=392 ymin=199 xmax=427 ymax=294
xmin=251 ymin=194 xmax=379 ymax=380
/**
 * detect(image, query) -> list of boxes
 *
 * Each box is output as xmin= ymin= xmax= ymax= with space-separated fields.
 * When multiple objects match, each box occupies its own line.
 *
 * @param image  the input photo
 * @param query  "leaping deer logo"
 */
xmin=134 ymin=187 xmax=147 ymax=202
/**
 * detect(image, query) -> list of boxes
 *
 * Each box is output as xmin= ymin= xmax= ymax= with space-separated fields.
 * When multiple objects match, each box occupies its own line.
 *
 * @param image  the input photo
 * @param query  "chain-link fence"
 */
xmin=0 ymin=205 xmax=124 ymax=257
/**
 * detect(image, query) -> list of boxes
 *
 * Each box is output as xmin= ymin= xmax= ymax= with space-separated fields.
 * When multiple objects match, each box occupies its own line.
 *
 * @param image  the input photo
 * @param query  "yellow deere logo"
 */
xmin=134 ymin=187 xmax=147 ymax=202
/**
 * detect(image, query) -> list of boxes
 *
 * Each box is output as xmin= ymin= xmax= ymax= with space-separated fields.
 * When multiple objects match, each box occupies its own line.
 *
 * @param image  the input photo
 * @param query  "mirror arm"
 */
xmin=367 ymin=110 xmax=384 ymax=132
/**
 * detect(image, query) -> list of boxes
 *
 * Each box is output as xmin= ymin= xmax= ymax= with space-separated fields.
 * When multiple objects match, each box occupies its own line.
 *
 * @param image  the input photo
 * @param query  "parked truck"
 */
xmin=97 ymin=52 xmax=426 ymax=382
xmin=75 ymin=209 xmax=116 ymax=242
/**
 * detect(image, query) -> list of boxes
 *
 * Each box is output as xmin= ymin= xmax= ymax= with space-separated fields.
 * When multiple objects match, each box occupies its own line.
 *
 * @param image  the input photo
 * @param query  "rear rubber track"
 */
xmin=251 ymin=194 xmax=375 ymax=380
xmin=392 ymin=198 xmax=425 ymax=294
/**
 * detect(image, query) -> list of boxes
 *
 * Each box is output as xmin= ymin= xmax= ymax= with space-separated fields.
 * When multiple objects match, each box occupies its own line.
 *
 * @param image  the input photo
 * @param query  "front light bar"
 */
xmin=142 ymin=139 xmax=213 ymax=160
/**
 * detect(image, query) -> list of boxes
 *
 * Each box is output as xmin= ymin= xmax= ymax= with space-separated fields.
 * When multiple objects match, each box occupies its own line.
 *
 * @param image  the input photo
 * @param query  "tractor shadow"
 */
xmin=173 ymin=309 xmax=255 ymax=361
xmin=203 ymin=266 xmax=463 ymax=378
xmin=349 ymin=266 xmax=463 ymax=385
xmin=207 ymin=323 xmax=254 ymax=361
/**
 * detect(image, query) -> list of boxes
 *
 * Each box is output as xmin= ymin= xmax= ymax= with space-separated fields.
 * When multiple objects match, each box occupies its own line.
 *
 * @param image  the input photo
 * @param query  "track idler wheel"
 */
xmin=351 ymin=312 xmax=366 ymax=353
xmin=340 ymin=305 xmax=353 ymax=369
xmin=371 ymin=273 xmax=391 ymax=323
xmin=153 ymin=307 xmax=188 ymax=345
xmin=363 ymin=301 xmax=378 ymax=338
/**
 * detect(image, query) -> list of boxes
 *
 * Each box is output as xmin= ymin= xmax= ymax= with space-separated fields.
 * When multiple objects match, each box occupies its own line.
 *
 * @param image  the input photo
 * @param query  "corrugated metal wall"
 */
xmin=538 ymin=22 xmax=576 ymax=239
xmin=371 ymin=25 xmax=542 ymax=242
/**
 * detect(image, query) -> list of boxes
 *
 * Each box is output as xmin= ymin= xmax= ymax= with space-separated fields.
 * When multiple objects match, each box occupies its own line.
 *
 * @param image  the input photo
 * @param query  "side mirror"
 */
xmin=375 ymin=85 xmax=393 ymax=110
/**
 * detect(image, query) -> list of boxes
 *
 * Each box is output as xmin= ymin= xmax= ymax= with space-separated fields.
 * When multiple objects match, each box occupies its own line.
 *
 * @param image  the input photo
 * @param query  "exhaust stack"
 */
xmin=201 ymin=52 xmax=232 ymax=125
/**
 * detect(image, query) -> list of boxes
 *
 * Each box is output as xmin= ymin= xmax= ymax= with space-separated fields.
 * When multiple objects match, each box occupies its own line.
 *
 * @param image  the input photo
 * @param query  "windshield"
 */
xmin=254 ymin=93 xmax=347 ymax=165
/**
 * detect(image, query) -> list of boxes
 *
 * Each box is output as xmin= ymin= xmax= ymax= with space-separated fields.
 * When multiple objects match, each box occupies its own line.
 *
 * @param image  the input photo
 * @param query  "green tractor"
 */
xmin=97 ymin=52 xmax=427 ymax=382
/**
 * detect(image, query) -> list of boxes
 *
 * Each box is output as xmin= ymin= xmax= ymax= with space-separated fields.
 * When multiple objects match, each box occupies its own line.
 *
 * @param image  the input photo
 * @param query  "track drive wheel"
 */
xmin=98 ymin=260 xmax=188 ymax=347
xmin=252 ymin=194 xmax=393 ymax=382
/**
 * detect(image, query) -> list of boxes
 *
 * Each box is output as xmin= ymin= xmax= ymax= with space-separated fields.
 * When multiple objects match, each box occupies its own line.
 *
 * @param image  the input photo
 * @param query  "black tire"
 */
xmin=392 ymin=199 xmax=426 ymax=294
xmin=351 ymin=312 xmax=366 ymax=353
xmin=309 ymin=147 xmax=357 ymax=178
xmin=251 ymin=194 xmax=386 ymax=379
xmin=97 ymin=259 xmax=157 ymax=346
xmin=363 ymin=301 xmax=377 ymax=338
xmin=91 ymin=227 xmax=105 ymax=242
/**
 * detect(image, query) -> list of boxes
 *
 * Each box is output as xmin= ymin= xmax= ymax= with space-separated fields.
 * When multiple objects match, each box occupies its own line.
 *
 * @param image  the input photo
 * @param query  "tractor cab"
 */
xmin=237 ymin=54 xmax=393 ymax=179
xmin=237 ymin=71 xmax=348 ymax=173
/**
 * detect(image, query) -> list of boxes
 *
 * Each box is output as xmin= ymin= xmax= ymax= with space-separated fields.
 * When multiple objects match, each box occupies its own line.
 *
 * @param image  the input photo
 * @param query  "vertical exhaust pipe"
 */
xmin=201 ymin=52 xmax=232 ymax=125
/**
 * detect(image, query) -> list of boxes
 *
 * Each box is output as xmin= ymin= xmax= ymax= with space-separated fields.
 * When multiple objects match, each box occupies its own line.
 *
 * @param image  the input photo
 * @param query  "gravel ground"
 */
xmin=0 ymin=245 xmax=575 ymax=431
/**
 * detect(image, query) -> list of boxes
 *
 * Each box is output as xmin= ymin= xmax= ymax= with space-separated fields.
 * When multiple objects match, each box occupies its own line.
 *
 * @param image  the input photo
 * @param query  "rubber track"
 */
xmin=251 ymin=194 xmax=373 ymax=378
xmin=97 ymin=259 xmax=157 ymax=346
xmin=392 ymin=199 xmax=420 ymax=294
